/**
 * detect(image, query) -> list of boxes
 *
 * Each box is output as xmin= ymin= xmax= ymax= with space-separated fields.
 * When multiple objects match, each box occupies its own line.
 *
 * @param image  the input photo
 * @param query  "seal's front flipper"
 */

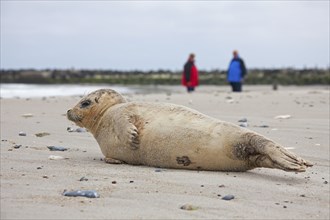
xmin=127 ymin=115 xmax=144 ymax=150
xmin=113 ymin=113 xmax=141 ymax=150
xmin=104 ymin=157 xmax=125 ymax=164
xmin=127 ymin=125 xmax=139 ymax=149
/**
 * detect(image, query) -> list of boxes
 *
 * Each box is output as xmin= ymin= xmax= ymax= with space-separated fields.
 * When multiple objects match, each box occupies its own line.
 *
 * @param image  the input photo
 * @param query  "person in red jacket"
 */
xmin=182 ymin=53 xmax=199 ymax=92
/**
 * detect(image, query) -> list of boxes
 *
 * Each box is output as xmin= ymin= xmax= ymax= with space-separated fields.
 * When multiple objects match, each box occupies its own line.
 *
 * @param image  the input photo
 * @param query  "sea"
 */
xmin=0 ymin=83 xmax=179 ymax=99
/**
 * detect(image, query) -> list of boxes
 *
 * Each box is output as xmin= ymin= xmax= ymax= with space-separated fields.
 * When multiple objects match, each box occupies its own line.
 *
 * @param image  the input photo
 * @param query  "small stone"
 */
xmin=112 ymin=181 xmax=117 ymax=184
xmin=222 ymin=195 xmax=235 ymax=201
xmin=283 ymin=206 xmax=287 ymax=208
xmin=43 ymin=175 xmax=48 ymax=179
xmin=300 ymin=194 xmax=305 ymax=197
xmin=13 ymin=144 xmax=22 ymax=149
xmin=324 ymin=181 xmax=328 ymax=184
xmin=274 ymin=115 xmax=291 ymax=119
xmin=238 ymin=118 xmax=247 ymax=123
xmin=47 ymin=146 xmax=68 ymax=151
xmin=219 ymin=184 xmax=225 ymax=188
xmin=18 ymin=132 xmax=27 ymax=136
xmin=79 ymin=177 xmax=88 ymax=181
xmin=239 ymin=122 xmax=248 ymax=127
xmin=48 ymin=155 xmax=65 ymax=160
xmin=37 ymin=167 xmax=42 ymax=170
xmin=76 ymin=128 xmax=86 ymax=133
xmin=180 ymin=204 xmax=199 ymax=211
xmin=129 ymin=180 xmax=134 ymax=183
xmin=67 ymin=127 xmax=87 ymax=133
xmin=67 ymin=127 xmax=75 ymax=132
xmin=63 ymin=190 xmax=100 ymax=198
xmin=21 ymin=113 xmax=34 ymax=118
xmin=35 ymin=132 xmax=50 ymax=137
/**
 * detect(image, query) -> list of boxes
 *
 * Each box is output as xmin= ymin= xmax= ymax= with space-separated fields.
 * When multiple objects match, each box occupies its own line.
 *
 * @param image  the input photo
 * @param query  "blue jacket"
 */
xmin=227 ymin=57 xmax=247 ymax=82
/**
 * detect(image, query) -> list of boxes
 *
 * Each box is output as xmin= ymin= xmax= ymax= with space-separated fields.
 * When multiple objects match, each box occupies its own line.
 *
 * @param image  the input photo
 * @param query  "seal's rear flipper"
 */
xmin=250 ymin=143 xmax=313 ymax=172
xmin=236 ymin=132 xmax=313 ymax=172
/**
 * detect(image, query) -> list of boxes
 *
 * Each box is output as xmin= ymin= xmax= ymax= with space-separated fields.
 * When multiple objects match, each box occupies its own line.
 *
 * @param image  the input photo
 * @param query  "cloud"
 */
xmin=1 ymin=1 xmax=329 ymax=70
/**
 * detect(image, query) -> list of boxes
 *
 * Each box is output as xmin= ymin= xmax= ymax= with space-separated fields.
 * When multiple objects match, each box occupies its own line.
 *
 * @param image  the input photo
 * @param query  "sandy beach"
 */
xmin=1 ymin=85 xmax=329 ymax=220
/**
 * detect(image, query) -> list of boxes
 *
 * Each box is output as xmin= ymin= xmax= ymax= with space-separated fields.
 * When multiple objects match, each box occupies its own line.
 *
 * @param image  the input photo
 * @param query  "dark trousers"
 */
xmin=230 ymin=82 xmax=242 ymax=92
xmin=187 ymin=86 xmax=195 ymax=92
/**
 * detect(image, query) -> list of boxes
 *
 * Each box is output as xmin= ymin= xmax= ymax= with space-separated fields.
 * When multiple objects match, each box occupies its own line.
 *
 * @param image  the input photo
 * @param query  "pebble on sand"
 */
xmin=35 ymin=132 xmax=50 ymax=137
xmin=47 ymin=146 xmax=68 ymax=151
xmin=274 ymin=115 xmax=292 ymax=119
xmin=48 ymin=155 xmax=65 ymax=160
xmin=180 ymin=204 xmax=199 ymax=211
xmin=21 ymin=113 xmax=34 ymax=118
xmin=63 ymin=190 xmax=100 ymax=198
xmin=222 ymin=195 xmax=235 ymax=201
xmin=258 ymin=125 xmax=270 ymax=128
xmin=13 ymin=144 xmax=22 ymax=149
xmin=18 ymin=132 xmax=27 ymax=136
xmin=67 ymin=127 xmax=87 ymax=133
xmin=239 ymin=122 xmax=248 ymax=127
xmin=238 ymin=118 xmax=248 ymax=123
xmin=79 ymin=177 xmax=88 ymax=181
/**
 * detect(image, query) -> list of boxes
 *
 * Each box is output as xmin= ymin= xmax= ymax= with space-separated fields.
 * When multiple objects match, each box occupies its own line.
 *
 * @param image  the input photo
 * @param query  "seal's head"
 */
xmin=67 ymin=89 xmax=126 ymax=130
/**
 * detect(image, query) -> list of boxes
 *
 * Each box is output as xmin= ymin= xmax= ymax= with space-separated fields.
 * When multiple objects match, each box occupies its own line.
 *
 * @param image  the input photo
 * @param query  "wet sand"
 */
xmin=1 ymin=85 xmax=329 ymax=219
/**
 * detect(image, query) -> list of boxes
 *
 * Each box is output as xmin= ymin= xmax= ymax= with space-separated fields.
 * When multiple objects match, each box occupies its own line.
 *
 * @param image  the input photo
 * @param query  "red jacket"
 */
xmin=182 ymin=65 xmax=199 ymax=87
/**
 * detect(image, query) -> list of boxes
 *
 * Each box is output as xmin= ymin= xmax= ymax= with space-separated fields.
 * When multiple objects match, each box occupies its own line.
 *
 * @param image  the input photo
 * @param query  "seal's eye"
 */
xmin=80 ymin=100 xmax=92 ymax=108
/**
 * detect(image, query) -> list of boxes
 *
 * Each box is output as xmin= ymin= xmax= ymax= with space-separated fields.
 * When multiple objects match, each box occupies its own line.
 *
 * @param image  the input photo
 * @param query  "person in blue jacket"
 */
xmin=227 ymin=50 xmax=247 ymax=92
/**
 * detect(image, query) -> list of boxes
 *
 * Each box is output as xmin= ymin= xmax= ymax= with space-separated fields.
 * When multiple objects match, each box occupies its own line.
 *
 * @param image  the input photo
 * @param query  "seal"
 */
xmin=67 ymin=89 xmax=313 ymax=172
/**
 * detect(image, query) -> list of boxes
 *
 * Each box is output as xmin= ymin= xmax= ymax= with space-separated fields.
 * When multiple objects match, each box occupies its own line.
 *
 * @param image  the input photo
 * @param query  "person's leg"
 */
xmin=232 ymin=82 xmax=242 ymax=92
xmin=237 ymin=82 xmax=242 ymax=92
xmin=231 ymin=82 xmax=238 ymax=92
xmin=230 ymin=82 xmax=235 ymax=92
xmin=187 ymin=87 xmax=195 ymax=92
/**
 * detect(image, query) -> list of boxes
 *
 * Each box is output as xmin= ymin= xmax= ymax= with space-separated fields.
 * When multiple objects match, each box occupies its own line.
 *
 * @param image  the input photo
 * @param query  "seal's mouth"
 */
xmin=67 ymin=109 xmax=83 ymax=122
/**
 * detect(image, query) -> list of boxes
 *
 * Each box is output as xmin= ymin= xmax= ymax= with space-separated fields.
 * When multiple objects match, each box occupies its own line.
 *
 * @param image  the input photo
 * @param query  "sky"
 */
xmin=1 ymin=1 xmax=329 ymax=71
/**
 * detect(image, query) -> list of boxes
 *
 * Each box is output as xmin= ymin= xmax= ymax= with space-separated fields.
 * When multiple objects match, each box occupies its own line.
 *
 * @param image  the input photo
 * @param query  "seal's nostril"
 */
xmin=67 ymin=109 xmax=71 ymax=113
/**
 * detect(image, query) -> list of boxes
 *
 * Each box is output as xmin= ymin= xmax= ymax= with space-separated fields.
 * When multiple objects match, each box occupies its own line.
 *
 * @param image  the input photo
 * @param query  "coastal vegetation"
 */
xmin=0 ymin=68 xmax=329 ymax=85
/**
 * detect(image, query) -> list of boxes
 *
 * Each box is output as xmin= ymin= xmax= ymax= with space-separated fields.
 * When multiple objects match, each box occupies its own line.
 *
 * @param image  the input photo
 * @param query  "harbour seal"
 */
xmin=67 ymin=89 xmax=312 ymax=172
